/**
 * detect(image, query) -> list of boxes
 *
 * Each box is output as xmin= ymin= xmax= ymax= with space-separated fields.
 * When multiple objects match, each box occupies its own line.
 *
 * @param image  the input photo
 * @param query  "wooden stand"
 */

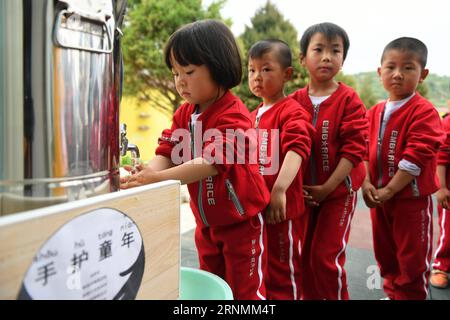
xmin=0 ymin=180 xmax=180 ymax=300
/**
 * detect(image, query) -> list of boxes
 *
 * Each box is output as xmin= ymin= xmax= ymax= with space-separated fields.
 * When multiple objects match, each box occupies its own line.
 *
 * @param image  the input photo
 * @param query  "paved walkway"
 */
xmin=180 ymin=192 xmax=450 ymax=300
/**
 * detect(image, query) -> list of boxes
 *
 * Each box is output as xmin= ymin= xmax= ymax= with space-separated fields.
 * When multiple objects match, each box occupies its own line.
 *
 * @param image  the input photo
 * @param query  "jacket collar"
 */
xmin=188 ymin=91 xmax=236 ymax=121
xmin=379 ymin=91 xmax=421 ymax=115
xmin=254 ymin=96 xmax=291 ymax=115
xmin=302 ymin=82 xmax=347 ymax=108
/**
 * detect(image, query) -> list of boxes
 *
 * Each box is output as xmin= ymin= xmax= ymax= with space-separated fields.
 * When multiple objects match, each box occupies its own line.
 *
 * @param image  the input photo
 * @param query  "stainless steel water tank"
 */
xmin=0 ymin=0 xmax=124 ymax=215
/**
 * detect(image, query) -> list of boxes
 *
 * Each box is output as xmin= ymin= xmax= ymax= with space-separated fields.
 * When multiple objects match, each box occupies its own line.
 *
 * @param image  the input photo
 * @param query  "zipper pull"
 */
xmin=312 ymin=104 xmax=320 ymax=126
xmin=345 ymin=176 xmax=354 ymax=195
xmin=225 ymin=179 xmax=234 ymax=195
xmin=225 ymin=179 xmax=245 ymax=215
xmin=255 ymin=116 xmax=261 ymax=129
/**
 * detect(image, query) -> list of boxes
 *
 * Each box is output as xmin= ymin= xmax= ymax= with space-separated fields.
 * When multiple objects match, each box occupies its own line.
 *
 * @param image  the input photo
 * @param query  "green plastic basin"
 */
xmin=179 ymin=267 xmax=233 ymax=300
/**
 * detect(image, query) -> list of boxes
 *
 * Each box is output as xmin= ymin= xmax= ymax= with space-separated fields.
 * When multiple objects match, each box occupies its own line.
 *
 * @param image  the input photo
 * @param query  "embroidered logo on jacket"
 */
xmin=205 ymin=176 xmax=215 ymax=205
xmin=249 ymin=239 xmax=257 ymax=277
xmin=388 ymin=131 xmax=398 ymax=177
xmin=322 ymin=120 xmax=330 ymax=172
xmin=259 ymin=131 xmax=269 ymax=175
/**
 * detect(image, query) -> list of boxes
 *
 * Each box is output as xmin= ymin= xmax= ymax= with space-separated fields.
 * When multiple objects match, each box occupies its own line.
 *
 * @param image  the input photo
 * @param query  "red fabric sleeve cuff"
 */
xmin=402 ymin=154 xmax=425 ymax=170
xmin=155 ymin=145 xmax=172 ymax=159
xmin=342 ymin=154 xmax=361 ymax=168
xmin=283 ymin=146 xmax=308 ymax=162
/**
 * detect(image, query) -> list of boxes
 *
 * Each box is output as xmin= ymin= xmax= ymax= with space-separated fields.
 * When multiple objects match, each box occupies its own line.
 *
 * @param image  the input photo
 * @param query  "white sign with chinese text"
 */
xmin=18 ymin=207 xmax=144 ymax=300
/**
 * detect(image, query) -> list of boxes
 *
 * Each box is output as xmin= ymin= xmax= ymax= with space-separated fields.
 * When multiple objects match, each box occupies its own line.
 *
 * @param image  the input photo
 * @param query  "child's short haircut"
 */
xmin=300 ymin=22 xmax=350 ymax=61
xmin=248 ymin=39 xmax=292 ymax=69
xmin=381 ymin=37 xmax=428 ymax=69
xmin=164 ymin=19 xmax=242 ymax=90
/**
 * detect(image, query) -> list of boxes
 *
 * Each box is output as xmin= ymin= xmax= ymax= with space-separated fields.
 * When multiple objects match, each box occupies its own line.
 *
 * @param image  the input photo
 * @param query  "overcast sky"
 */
xmin=205 ymin=0 xmax=450 ymax=76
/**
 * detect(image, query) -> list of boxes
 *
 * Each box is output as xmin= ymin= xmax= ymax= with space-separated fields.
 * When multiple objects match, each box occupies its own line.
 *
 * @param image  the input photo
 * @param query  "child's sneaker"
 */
xmin=430 ymin=269 xmax=448 ymax=289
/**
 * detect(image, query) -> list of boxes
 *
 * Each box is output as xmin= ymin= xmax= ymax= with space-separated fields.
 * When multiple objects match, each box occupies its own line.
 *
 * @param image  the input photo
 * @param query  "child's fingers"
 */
xmin=120 ymin=174 xmax=142 ymax=189
xmin=443 ymin=198 xmax=449 ymax=210
xmin=274 ymin=209 xmax=283 ymax=224
xmin=275 ymin=209 xmax=281 ymax=223
xmin=268 ymin=210 xmax=275 ymax=224
xmin=279 ymin=208 xmax=286 ymax=222
xmin=126 ymin=179 xmax=141 ymax=188
xmin=370 ymin=189 xmax=379 ymax=201
xmin=271 ymin=206 xmax=282 ymax=224
xmin=120 ymin=175 xmax=132 ymax=188
xmin=365 ymin=200 xmax=378 ymax=208
xmin=303 ymin=192 xmax=312 ymax=199
xmin=364 ymin=190 xmax=381 ymax=207
xmin=266 ymin=208 xmax=275 ymax=224
xmin=305 ymin=199 xmax=319 ymax=207
xmin=122 ymin=165 xmax=134 ymax=172
xmin=120 ymin=179 xmax=133 ymax=189
xmin=364 ymin=192 xmax=376 ymax=203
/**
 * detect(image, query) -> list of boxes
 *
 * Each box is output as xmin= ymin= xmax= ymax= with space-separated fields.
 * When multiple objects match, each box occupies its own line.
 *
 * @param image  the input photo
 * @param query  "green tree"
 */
xmin=236 ymin=1 xmax=308 ymax=110
xmin=122 ymin=0 xmax=227 ymax=115
xmin=417 ymin=82 xmax=429 ymax=99
xmin=336 ymin=72 xmax=357 ymax=89
xmin=356 ymin=74 xmax=378 ymax=108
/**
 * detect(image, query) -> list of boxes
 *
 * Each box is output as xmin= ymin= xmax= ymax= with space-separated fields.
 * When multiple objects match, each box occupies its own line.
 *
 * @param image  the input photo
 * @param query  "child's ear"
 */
xmin=285 ymin=66 xmax=294 ymax=81
xmin=419 ymin=68 xmax=429 ymax=83
xmin=377 ymin=67 xmax=382 ymax=79
xmin=299 ymin=53 xmax=306 ymax=66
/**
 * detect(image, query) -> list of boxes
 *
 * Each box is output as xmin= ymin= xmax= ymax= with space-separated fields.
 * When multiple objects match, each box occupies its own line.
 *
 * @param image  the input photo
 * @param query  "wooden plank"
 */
xmin=0 ymin=180 xmax=180 ymax=300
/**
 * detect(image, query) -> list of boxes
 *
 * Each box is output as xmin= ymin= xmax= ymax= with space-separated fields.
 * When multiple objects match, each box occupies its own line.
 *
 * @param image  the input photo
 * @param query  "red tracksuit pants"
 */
xmin=300 ymin=192 xmax=357 ymax=300
xmin=265 ymin=217 xmax=305 ymax=300
xmin=195 ymin=213 xmax=267 ymax=300
xmin=432 ymin=206 xmax=450 ymax=273
xmin=371 ymin=196 xmax=433 ymax=300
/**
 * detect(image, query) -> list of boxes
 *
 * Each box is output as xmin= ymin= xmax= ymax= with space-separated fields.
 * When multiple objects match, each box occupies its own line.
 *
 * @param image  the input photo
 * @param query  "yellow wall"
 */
xmin=119 ymin=96 xmax=172 ymax=162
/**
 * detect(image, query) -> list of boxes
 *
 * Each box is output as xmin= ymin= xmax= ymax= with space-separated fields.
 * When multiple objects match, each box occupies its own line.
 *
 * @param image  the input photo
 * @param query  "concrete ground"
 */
xmin=180 ymin=191 xmax=450 ymax=300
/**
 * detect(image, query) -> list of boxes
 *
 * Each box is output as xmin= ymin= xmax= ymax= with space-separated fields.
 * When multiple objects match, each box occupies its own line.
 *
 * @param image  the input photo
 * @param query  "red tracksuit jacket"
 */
xmin=155 ymin=91 xmax=270 ymax=227
xmin=366 ymin=93 xmax=444 ymax=198
xmin=250 ymin=96 xmax=314 ymax=219
xmin=290 ymin=82 xmax=368 ymax=198
xmin=438 ymin=116 xmax=450 ymax=184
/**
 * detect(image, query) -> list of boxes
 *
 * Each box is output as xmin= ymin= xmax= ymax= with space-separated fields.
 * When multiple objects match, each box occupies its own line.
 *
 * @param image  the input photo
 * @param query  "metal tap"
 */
xmin=127 ymin=143 xmax=140 ymax=160
xmin=120 ymin=123 xmax=140 ymax=160
xmin=120 ymin=123 xmax=129 ymax=156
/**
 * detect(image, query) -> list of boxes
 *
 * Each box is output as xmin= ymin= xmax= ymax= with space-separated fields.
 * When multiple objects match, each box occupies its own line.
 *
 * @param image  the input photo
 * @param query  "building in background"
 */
xmin=120 ymin=95 xmax=172 ymax=162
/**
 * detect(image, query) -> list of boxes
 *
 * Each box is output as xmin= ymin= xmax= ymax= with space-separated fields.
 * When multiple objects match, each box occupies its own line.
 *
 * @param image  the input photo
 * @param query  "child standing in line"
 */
xmin=247 ymin=39 xmax=314 ymax=300
xmin=363 ymin=37 xmax=444 ymax=300
xmin=431 ymin=112 xmax=450 ymax=289
xmin=290 ymin=22 xmax=368 ymax=300
xmin=121 ymin=20 xmax=271 ymax=300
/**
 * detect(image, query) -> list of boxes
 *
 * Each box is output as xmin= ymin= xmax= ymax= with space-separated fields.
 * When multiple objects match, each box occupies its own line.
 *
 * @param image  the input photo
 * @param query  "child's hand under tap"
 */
xmin=120 ymin=165 xmax=160 ymax=189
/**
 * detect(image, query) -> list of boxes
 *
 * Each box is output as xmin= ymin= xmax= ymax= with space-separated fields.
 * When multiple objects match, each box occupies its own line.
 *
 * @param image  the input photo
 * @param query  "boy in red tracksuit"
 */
xmin=247 ymin=39 xmax=314 ymax=300
xmin=290 ymin=23 xmax=368 ymax=300
xmin=121 ymin=20 xmax=270 ymax=300
xmin=363 ymin=37 xmax=445 ymax=300
xmin=430 ymin=113 xmax=450 ymax=289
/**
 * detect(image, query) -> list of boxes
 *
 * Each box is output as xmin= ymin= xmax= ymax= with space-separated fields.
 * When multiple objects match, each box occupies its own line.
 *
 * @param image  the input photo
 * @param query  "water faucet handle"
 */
xmin=120 ymin=123 xmax=128 ymax=156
